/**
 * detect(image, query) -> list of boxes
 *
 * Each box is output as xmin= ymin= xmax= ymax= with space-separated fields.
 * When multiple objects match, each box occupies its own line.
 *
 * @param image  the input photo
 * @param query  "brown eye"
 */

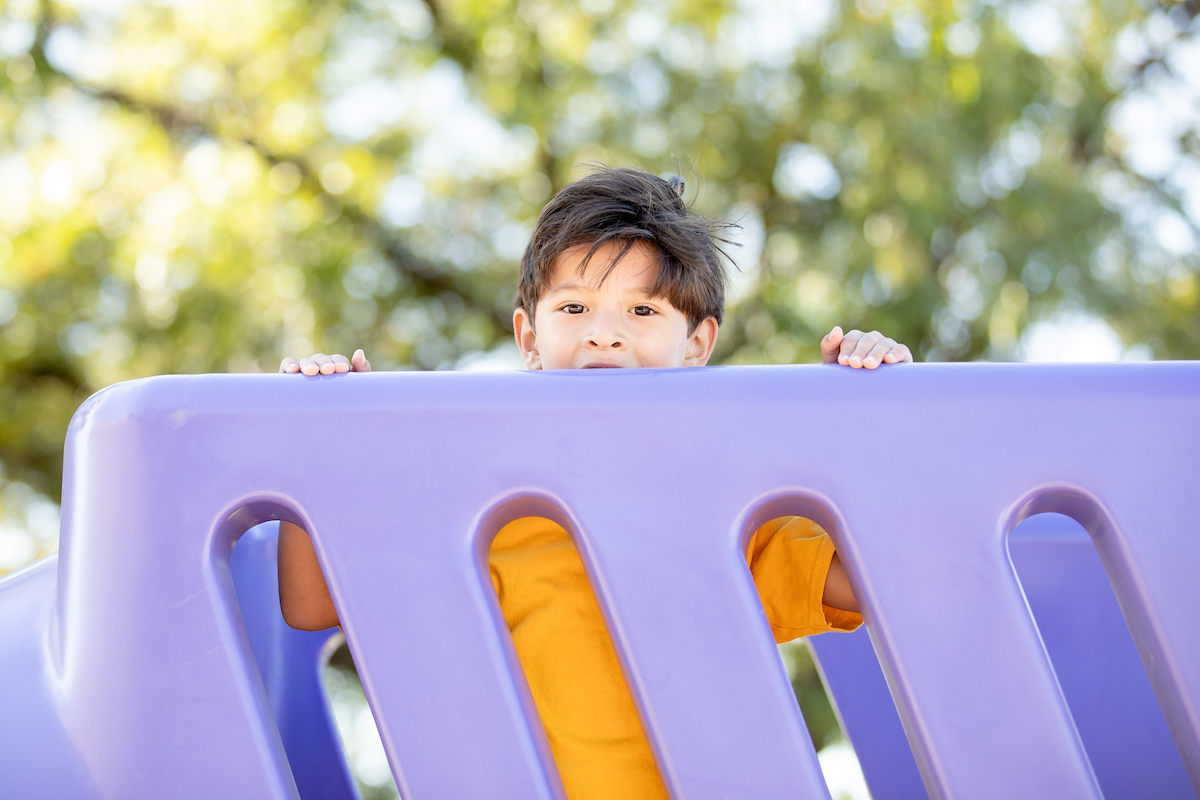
xmin=563 ymin=303 xmax=585 ymax=314
xmin=633 ymin=305 xmax=655 ymax=316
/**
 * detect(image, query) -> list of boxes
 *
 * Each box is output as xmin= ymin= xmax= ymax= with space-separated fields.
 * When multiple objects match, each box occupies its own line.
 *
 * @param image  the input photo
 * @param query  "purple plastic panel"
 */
xmin=0 ymin=555 xmax=100 ymax=798
xmin=0 ymin=363 xmax=1197 ymax=799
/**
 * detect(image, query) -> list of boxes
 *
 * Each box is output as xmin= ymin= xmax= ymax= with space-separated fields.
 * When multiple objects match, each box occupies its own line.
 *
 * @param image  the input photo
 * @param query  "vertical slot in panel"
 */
xmin=806 ymin=629 xmax=928 ymax=800
xmin=743 ymin=509 xmax=926 ymax=800
xmin=487 ymin=513 xmax=667 ymax=800
xmin=231 ymin=521 xmax=399 ymax=800
xmin=1008 ymin=512 xmax=1192 ymax=799
xmin=779 ymin=638 xmax=878 ymax=800
xmin=323 ymin=642 xmax=403 ymax=800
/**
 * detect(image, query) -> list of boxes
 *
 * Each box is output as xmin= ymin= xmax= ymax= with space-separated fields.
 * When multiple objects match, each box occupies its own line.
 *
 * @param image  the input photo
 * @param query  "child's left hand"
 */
xmin=821 ymin=327 xmax=913 ymax=369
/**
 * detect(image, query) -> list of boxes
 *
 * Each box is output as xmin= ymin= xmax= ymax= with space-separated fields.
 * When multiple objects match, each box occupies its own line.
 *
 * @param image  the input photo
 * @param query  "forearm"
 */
xmin=277 ymin=521 xmax=340 ymax=630
xmin=821 ymin=552 xmax=859 ymax=614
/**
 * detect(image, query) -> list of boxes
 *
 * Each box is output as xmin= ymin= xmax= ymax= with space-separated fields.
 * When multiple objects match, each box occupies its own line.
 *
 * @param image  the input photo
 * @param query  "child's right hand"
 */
xmin=279 ymin=349 xmax=372 ymax=376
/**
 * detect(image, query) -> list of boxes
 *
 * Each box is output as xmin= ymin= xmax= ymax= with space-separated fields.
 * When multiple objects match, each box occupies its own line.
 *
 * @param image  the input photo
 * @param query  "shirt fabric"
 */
xmin=488 ymin=515 xmax=862 ymax=800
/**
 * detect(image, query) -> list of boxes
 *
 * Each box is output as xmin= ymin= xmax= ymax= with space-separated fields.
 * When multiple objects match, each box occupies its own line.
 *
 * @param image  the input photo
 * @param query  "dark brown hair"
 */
xmin=515 ymin=167 xmax=732 ymax=331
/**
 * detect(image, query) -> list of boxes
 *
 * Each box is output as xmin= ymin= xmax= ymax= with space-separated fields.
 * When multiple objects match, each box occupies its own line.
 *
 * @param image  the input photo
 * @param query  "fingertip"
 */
xmin=302 ymin=364 xmax=318 ymax=376
xmin=319 ymin=363 xmax=334 ymax=375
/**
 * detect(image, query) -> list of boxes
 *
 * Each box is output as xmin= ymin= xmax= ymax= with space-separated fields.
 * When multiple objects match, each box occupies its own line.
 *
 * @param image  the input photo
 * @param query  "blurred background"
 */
xmin=0 ymin=0 xmax=1197 ymax=795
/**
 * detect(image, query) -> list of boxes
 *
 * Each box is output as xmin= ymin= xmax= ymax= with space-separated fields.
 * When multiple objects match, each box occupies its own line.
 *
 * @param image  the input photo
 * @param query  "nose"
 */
xmin=585 ymin=309 xmax=625 ymax=349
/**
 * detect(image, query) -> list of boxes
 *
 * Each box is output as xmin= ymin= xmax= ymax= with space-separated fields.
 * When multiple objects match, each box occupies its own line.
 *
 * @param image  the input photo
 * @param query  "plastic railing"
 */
xmin=0 ymin=364 xmax=1196 ymax=799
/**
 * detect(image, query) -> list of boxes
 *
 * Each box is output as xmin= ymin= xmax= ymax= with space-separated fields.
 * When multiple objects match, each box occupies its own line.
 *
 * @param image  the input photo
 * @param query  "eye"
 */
xmin=632 ymin=305 xmax=656 ymax=317
xmin=561 ymin=303 xmax=586 ymax=314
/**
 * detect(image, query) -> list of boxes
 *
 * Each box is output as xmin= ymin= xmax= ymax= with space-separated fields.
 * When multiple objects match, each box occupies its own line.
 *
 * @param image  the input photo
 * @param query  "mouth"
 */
xmin=582 ymin=362 xmax=624 ymax=369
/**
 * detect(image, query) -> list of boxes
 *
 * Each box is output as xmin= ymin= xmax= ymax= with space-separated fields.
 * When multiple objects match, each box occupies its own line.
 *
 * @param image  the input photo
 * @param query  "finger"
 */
xmin=845 ymin=331 xmax=882 ymax=368
xmin=861 ymin=339 xmax=895 ymax=369
xmin=280 ymin=357 xmax=299 ymax=374
xmin=838 ymin=329 xmax=865 ymax=365
xmin=330 ymin=354 xmax=351 ymax=373
xmin=820 ymin=326 xmax=844 ymax=364
xmin=351 ymin=349 xmax=372 ymax=372
xmin=315 ymin=354 xmax=337 ymax=375
xmin=882 ymin=344 xmax=914 ymax=364
xmin=300 ymin=355 xmax=323 ymax=376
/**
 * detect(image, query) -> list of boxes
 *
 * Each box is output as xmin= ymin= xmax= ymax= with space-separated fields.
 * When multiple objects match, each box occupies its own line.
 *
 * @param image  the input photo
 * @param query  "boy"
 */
xmin=277 ymin=168 xmax=912 ymax=799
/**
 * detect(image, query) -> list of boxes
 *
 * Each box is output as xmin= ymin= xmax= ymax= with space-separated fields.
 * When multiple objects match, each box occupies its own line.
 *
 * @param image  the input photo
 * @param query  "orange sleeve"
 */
xmin=745 ymin=516 xmax=863 ymax=643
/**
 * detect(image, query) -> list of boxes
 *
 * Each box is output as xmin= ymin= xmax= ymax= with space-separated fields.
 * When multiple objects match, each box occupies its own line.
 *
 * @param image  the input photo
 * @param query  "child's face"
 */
xmin=513 ymin=241 xmax=719 ymax=370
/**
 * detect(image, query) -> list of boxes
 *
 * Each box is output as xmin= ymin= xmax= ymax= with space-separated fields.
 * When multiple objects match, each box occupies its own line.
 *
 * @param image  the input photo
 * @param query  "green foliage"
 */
xmin=0 ymin=0 xmax=1197 ymax=523
xmin=780 ymin=639 xmax=846 ymax=750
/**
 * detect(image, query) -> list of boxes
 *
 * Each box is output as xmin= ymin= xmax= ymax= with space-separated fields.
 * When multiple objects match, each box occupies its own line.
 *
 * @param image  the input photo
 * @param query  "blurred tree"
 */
xmin=0 ymin=0 xmax=1197 ymax=535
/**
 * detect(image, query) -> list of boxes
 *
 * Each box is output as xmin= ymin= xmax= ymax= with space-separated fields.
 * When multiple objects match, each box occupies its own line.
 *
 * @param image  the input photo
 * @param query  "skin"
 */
xmin=277 ymin=241 xmax=913 ymax=629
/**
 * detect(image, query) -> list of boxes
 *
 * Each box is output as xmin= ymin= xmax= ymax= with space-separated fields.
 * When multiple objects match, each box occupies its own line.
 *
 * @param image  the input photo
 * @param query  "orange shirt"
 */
xmin=489 ymin=516 xmax=861 ymax=800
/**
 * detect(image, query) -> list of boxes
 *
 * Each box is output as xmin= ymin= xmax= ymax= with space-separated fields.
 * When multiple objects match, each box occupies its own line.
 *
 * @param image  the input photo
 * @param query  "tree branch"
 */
xmin=416 ymin=0 xmax=477 ymax=71
xmin=29 ymin=9 xmax=511 ymax=333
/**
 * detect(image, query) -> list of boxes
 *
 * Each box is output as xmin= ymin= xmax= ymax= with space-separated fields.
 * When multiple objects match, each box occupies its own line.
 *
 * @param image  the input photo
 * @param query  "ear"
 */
xmin=682 ymin=317 xmax=719 ymax=366
xmin=513 ymin=307 xmax=542 ymax=370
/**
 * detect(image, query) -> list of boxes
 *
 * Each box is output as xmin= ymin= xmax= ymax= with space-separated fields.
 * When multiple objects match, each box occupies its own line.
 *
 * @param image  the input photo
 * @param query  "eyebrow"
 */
xmin=546 ymin=281 xmax=656 ymax=297
xmin=545 ymin=282 xmax=593 ymax=294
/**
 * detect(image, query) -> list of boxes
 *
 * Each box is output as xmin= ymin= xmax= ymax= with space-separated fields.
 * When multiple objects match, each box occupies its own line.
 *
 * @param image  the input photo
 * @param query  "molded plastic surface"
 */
xmin=810 ymin=513 xmax=1194 ymax=799
xmin=0 ymin=363 xmax=1197 ymax=799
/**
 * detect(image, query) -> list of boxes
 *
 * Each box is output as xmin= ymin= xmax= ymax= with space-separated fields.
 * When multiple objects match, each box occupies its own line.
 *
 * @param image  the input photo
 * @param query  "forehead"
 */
xmin=548 ymin=240 xmax=659 ymax=291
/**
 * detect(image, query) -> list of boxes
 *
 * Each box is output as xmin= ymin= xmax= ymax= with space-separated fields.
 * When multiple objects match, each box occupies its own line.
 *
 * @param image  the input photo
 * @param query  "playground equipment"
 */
xmin=0 ymin=363 xmax=1196 ymax=799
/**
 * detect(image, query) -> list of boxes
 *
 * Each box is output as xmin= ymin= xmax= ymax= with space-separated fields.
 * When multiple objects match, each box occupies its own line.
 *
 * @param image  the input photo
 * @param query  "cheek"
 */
xmin=534 ymin=320 xmax=577 ymax=366
xmin=634 ymin=321 xmax=692 ymax=366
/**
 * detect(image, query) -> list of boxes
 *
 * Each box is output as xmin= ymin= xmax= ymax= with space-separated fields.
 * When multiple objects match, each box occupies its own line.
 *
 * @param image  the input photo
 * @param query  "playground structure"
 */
xmin=0 ymin=363 xmax=1196 ymax=799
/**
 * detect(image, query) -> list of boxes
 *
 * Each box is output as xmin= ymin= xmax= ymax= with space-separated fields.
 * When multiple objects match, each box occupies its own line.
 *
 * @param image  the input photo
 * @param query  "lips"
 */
xmin=582 ymin=362 xmax=623 ymax=368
